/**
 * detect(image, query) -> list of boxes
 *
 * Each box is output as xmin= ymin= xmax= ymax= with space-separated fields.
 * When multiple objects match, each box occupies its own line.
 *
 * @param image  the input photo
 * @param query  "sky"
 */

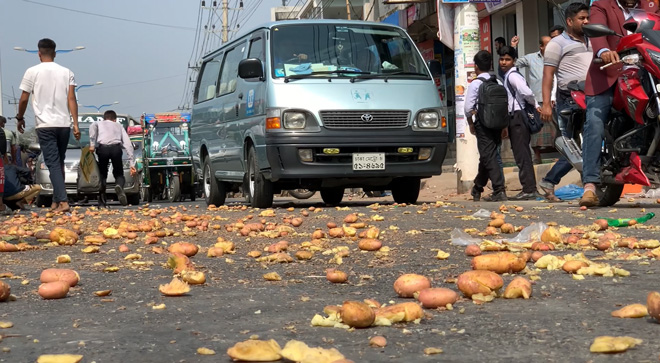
xmin=0 ymin=0 xmax=277 ymax=129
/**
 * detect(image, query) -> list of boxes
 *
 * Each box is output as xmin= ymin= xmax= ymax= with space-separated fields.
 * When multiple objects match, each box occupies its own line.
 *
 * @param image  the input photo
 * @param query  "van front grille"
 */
xmin=319 ymin=110 xmax=410 ymax=129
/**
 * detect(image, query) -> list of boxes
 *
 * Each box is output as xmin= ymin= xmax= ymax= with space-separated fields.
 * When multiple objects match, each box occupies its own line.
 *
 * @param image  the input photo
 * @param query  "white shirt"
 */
xmin=19 ymin=62 xmax=76 ymax=129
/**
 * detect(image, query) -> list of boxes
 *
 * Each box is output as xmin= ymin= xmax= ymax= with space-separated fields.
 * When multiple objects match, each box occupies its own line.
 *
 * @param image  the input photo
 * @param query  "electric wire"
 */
xmin=22 ymin=0 xmax=196 ymax=31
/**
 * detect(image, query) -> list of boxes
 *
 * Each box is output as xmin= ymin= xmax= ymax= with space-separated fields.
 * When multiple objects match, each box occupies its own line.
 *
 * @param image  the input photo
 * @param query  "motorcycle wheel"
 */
xmin=288 ymin=189 xmax=315 ymax=199
xmin=597 ymin=184 xmax=624 ymax=207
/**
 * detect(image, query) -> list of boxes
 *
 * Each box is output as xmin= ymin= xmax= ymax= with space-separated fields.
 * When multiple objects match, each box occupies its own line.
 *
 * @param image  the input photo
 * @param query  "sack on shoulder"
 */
xmin=77 ymin=146 xmax=101 ymax=193
xmin=476 ymin=74 xmax=510 ymax=130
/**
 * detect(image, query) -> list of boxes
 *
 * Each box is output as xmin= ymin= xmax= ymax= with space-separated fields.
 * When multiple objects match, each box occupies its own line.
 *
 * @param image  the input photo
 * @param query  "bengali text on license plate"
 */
xmin=352 ymin=153 xmax=385 ymax=170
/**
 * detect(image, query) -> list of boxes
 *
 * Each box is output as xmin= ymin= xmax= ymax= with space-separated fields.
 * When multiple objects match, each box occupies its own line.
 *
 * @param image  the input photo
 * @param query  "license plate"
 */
xmin=167 ymin=158 xmax=174 ymax=166
xmin=352 ymin=153 xmax=385 ymax=170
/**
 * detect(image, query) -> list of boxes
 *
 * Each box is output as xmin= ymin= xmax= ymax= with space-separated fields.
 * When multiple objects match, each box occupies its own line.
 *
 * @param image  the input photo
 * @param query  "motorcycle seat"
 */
xmin=567 ymin=80 xmax=585 ymax=92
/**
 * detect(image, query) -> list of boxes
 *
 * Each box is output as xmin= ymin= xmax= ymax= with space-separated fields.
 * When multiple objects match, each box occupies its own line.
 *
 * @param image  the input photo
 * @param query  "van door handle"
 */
xmin=238 ymin=92 xmax=244 ymax=99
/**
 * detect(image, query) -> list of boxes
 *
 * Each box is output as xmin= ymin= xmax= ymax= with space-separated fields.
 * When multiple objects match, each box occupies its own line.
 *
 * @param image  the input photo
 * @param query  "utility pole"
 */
xmin=222 ymin=0 xmax=229 ymax=43
xmin=346 ymin=0 xmax=351 ymax=20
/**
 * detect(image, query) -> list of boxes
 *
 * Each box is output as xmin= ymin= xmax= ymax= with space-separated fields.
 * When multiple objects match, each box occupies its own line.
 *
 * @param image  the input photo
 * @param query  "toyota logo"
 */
xmin=361 ymin=114 xmax=373 ymax=123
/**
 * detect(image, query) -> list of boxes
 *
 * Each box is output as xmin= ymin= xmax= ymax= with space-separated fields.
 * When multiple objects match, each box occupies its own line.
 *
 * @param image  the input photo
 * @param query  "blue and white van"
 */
xmin=191 ymin=20 xmax=448 ymax=207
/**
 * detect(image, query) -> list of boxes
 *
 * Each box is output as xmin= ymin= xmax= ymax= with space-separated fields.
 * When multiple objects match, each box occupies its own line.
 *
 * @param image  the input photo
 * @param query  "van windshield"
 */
xmin=271 ymin=24 xmax=429 ymax=79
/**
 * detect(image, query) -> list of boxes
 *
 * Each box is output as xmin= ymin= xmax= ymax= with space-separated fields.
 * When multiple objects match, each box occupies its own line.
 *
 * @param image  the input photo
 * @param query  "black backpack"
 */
xmin=476 ymin=74 xmax=510 ymax=130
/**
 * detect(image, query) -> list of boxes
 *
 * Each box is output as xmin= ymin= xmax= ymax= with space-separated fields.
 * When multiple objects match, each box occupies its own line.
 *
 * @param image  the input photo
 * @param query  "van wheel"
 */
xmin=247 ymin=147 xmax=273 ymax=208
xmin=203 ymin=157 xmax=226 ymax=206
xmin=391 ymin=177 xmax=420 ymax=204
xmin=321 ymin=188 xmax=344 ymax=206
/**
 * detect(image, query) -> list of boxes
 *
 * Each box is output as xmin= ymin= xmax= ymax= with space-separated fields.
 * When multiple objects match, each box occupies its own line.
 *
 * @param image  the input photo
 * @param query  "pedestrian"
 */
xmin=16 ymin=38 xmax=81 ymax=213
xmin=580 ymin=0 xmax=660 ymax=207
xmin=494 ymin=37 xmax=506 ymax=53
xmin=465 ymin=50 xmax=507 ymax=202
xmin=89 ymin=110 xmax=136 ymax=207
xmin=0 ymin=119 xmax=11 ymax=215
xmin=538 ymin=2 xmax=592 ymax=201
xmin=499 ymin=45 xmax=542 ymax=200
xmin=511 ymin=35 xmax=557 ymax=164
xmin=549 ymin=25 xmax=565 ymax=38
xmin=3 ymin=164 xmax=41 ymax=210
xmin=0 ymin=117 xmax=18 ymax=164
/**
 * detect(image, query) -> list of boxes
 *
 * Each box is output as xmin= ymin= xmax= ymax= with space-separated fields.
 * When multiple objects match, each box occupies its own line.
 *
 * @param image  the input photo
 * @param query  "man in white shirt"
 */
xmin=89 ymin=110 xmax=136 ymax=207
xmin=16 ymin=38 xmax=81 ymax=213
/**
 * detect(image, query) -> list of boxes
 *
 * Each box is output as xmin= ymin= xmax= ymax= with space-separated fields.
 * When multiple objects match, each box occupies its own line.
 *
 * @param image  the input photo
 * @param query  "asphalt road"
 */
xmin=1 ymin=195 xmax=660 ymax=362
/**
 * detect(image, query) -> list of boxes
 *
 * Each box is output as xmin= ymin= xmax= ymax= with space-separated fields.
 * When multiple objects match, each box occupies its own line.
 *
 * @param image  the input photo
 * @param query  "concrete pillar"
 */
xmin=453 ymin=3 xmax=479 ymax=194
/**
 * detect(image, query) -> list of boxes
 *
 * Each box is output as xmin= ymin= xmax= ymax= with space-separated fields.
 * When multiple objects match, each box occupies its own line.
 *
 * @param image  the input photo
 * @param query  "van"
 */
xmin=191 ymin=20 xmax=448 ymax=208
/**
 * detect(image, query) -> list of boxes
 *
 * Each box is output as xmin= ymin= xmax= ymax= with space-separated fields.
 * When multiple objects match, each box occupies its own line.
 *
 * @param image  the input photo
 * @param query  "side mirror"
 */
xmin=427 ymin=59 xmax=442 ymax=78
xmin=28 ymin=142 xmax=41 ymax=152
xmin=582 ymin=24 xmax=621 ymax=38
xmin=238 ymin=58 xmax=264 ymax=80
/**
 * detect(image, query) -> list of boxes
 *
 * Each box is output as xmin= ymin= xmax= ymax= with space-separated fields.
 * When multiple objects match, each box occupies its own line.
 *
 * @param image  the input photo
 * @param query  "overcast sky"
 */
xmin=0 ymin=0 xmax=276 ymax=128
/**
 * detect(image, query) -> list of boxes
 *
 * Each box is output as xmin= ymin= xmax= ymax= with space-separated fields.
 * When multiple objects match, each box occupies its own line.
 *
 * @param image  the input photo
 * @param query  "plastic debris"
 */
xmin=554 ymin=184 xmax=583 ymax=201
xmin=599 ymin=212 xmax=655 ymax=228
xmin=450 ymin=228 xmax=482 ymax=246
xmin=504 ymin=222 xmax=548 ymax=243
xmin=471 ymin=209 xmax=491 ymax=218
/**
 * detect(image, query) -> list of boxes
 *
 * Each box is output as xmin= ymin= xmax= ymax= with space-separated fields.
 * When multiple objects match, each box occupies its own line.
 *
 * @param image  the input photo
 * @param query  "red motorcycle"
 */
xmin=555 ymin=10 xmax=660 ymax=206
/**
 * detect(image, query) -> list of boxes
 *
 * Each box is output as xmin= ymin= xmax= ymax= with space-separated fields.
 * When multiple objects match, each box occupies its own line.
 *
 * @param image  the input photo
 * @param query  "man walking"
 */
xmin=16 ymin=38 xmax=80 ymax=213
xmin=539 ymin=2 xmax=592 ymax=201
xmin=512 ymin=35 xmax=556 ymax=164
xmin=89 ymin=110 xmax=136 ymax=207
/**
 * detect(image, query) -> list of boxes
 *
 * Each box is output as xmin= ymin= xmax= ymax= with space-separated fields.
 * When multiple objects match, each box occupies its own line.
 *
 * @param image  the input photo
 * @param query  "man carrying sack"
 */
xmin=89 ymin=110 xmax=136 ymax=207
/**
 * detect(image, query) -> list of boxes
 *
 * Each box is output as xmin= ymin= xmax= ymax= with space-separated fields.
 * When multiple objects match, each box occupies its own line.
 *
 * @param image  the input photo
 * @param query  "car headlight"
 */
xmin=282 ymin=112 xmax=306 ymax=129
xmin=417 ymin=111 xmax=439 ymax=129
xmin=123 ymin=160 xmax=132 ymax=169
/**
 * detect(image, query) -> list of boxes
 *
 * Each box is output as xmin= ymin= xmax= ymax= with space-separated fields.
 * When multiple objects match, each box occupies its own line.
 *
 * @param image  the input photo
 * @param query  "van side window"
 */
xmin=194 ymin=57 xmax=222 ymax=103
xmin=217 ymin=43 xmax=246 ymax=96
xmin=248 ymin=37 xmax=264 ymax=61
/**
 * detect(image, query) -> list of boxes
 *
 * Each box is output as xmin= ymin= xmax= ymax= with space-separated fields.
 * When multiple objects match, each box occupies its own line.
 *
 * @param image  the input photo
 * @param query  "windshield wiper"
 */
xmin=353 ymin=71 xmax=430 ymax=82
xmin=284 ymin=69 xmax=370 ymax=83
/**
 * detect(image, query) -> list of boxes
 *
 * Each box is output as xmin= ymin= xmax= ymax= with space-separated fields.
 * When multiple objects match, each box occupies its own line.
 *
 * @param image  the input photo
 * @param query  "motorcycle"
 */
xmin=555 ymin=11 xmax=660 ymax=206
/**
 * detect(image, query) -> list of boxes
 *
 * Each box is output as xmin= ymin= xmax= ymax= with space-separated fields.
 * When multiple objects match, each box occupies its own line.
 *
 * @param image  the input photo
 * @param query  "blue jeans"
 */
xmin=582 ymin=86 xmax=615 ymax=184
xmin=543 ymin=91 xmax=574 ymax=185
xmin=36 ymin=127 xmax=70 ymax=203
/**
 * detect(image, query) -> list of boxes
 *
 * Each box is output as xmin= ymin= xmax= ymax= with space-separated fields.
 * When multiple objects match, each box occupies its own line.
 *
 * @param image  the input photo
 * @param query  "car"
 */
xmin=33 ymin=113 xmax=141 ymax=207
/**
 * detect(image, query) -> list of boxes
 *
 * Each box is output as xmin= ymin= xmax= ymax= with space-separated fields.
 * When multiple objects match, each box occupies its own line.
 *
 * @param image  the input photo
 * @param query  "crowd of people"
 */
xmin=4 ymin=38 xmax=135 ymax=214
xmin=468 ymin=0 xmax=654 ymax=207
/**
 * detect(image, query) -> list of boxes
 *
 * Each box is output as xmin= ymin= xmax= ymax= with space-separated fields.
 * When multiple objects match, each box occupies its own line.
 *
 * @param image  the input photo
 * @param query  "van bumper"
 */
xmin=264 ymin=129 xmax=448 ymax=185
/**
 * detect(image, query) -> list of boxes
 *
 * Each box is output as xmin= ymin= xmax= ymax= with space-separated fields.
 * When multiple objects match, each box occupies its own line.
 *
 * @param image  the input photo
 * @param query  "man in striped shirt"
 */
xmin=89 ymin=110 xmax=136 ymax=207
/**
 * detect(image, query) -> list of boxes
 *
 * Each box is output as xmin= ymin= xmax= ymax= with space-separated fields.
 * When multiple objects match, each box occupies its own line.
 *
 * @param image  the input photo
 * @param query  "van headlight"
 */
xmin=282 ymin=112 xmax=306 ymax=129
xmin=417 ymin=111 xmax=439 ymax=129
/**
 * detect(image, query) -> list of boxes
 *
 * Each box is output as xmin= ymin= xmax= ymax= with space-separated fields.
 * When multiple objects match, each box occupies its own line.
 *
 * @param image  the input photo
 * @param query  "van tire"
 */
xmin=321 ymin=188 xmax=344 ymax=206
xmin=203 ymin=157 xmax=226 ymax=206
xmin=391 ymin=177 xmax=420 ymax=204
xmin=247 ymin=147 xmax=273 ymax=208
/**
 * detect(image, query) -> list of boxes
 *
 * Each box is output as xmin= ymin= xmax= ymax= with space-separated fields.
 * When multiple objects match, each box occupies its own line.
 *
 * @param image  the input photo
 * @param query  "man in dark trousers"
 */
xmin=89 ymin=110 xmax=136 ymax=207
xmin=580 ymin=0 xmax=660 ymax=207
xmin=16 ymin=38 xmax=81 ymax=213
xmin=465 ymin=50 xmax=507 ymax=202
xmin=500 ymin=45 xmax=542 ymax=200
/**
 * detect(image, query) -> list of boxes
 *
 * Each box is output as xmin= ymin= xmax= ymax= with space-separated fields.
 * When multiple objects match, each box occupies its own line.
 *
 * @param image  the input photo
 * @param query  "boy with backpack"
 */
xmin=499 ymin=45 xmax=543 ymax=200
xmin=465 ymin=50 xmax=509 ymax=202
